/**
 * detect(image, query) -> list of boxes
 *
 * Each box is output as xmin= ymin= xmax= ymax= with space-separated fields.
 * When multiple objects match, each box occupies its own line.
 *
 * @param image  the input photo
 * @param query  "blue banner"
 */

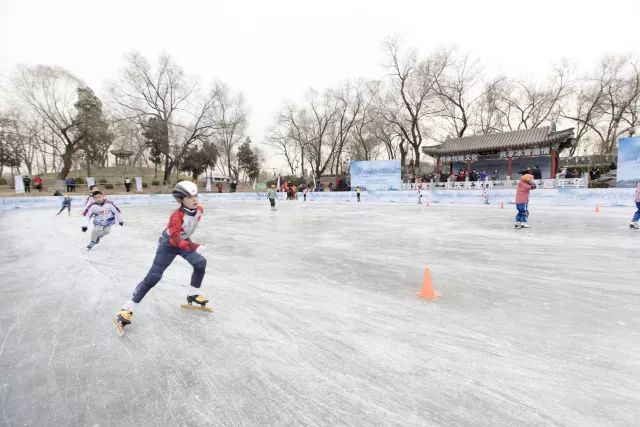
xmin=617 ymin=136 xmax=640 ymax=187
xmin=350 ymin=160 xmax=402 ymax=191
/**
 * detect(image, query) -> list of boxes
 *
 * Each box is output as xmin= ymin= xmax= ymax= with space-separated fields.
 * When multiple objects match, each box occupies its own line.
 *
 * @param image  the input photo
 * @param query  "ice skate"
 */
xmin=514 ymin=222 xmax=522 ymax=229
xmin=112 ymin=310 xmax=132 ymax=336
xmin=630 ymin=221 xmax=639 ymax=229
xmin=181 ymin=294 xmax=213 ymax=312
xmin=86 ymin=241 xmax=97 ymax=250
xmin=520 ymin=223 xmax=531 ymax=228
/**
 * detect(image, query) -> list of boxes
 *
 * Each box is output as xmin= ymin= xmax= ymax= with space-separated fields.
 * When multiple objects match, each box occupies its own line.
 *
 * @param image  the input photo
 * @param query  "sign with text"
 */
xmin=617 ymin=136 xmax=640 ymax=187
xmin=14 ymin=176 xmax=25 ymax=193
xmin=350 ymin=160 xmax=402 ymax=191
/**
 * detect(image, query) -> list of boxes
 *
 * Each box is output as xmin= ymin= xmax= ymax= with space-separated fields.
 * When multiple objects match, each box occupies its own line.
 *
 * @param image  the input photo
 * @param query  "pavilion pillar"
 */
xmin=550 ymin=148 xmax=558 ymax=178
xmin=507 ymin=156 xmax=512 ymax=179
xmin=436 ymin=157 xmax=440 ymax=174
xmin=466 ymin=160 xmax=471 ymax=175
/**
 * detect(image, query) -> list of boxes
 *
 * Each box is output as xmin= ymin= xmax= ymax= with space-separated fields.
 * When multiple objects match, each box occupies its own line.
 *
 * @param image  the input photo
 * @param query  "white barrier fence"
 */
xmin=1 ymin=187 xmax=637 ymax=210
xmin=402 ymin=178 xmax=587 ymax=191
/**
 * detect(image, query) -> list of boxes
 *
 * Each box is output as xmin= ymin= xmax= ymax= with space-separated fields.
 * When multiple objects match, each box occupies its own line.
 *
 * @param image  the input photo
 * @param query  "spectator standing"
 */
xmin=533 ymin=164 xmax=542 ymax=180
xmin=23 ymin=176 xmax=32 ymax=193
xmin=34 ymin=176 xmax=43 ymax=192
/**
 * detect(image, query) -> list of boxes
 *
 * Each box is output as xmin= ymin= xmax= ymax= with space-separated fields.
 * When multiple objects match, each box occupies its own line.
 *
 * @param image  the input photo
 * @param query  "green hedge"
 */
xmin=104 ymin=183 xmax=114 ymax=189
xmin=0 ymin=178 xmax=7 ymax=185
xmin=151 ymin=180 xmax=160 ymax=186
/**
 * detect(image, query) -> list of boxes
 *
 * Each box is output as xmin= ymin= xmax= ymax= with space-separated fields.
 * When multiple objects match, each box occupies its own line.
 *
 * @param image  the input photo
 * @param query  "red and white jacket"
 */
xmin=166 ymin=206 xmax=203 ymax=251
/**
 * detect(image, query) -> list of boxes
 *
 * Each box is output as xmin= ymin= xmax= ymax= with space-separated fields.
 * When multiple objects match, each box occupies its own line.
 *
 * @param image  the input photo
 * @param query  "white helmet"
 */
xmin=173 ymin=181 xmax=198 ymax=199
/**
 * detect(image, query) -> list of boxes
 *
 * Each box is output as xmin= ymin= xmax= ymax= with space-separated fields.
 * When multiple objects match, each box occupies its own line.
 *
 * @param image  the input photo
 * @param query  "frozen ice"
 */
xmin=0 ymin=200 xmax=639 ymax=426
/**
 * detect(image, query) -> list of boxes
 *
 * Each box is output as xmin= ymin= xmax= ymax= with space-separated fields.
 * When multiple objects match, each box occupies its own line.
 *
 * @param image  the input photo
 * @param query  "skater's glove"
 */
xmin=196 ymin=244 xmax=207 ymax=254
xmin=81 ymin=226 xmax=88 ymax=232
xmin=119 ymin=222 xmax=124 ymax=226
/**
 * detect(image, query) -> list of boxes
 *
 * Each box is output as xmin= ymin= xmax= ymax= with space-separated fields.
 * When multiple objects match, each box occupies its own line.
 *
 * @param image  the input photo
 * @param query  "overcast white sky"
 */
xmin=1 ymin=0 xmax=639 ymax=171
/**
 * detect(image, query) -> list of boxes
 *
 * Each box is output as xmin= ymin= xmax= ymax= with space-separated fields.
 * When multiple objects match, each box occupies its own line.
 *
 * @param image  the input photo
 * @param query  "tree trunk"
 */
xmin=413 ymin=145 xmax=421 ymax=168
xmin=40 ymin=150 xmax=48 ymax=174
xmin=58 ymin=147 xmax=74 ymax=179
xmin=163 ymin=155 xmax=173 ymax=184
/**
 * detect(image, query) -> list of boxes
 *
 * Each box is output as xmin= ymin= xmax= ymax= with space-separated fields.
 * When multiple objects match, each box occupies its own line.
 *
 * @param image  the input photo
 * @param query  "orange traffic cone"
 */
xmin=500 ymin=201 xmax=504 ymax=209
xmin=416 ymin=268 xmax=440 ymax=301
xmin=595 ymin=204 xmax=600 ymax=213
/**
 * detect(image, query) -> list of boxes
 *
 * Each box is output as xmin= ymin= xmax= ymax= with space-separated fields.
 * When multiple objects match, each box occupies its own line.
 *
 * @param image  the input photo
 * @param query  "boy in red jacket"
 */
xmin=113 ymin=181 xmax=209 ymax=333
xmin=515 ymin=174 xmax=536 ymax=229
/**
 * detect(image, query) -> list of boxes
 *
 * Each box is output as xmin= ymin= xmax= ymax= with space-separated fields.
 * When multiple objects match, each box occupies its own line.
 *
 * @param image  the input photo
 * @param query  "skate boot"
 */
xmin=112 ymin=310 xmax=132 ymax=336
xmin=187 ymin=294 xmax=209 ymax=307
xmin=630 ymin=221 xmax=639 ymax=229
xmin=514 ymin=222 xmax=522 ymax=229
xmin=86 ymin=241 xmax=97 ymax=250
xmin=182 ymin=294 xmax=213 ymax=312
xmin=520 ymin=223 xmax=531 ymax=228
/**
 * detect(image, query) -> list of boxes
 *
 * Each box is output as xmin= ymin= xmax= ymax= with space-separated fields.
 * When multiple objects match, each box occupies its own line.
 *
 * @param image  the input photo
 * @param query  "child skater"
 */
xmin=515 ymin=174 xmax=536 ymax=229
xmin=113 ymin=181 xmax=209 ymax=334
xmin=83 ymin=185 xmax=98 ymax=211
xmin=82 ymin=190 xmax=124 ymax=249
xmin=630 ymin=182 xmax=640 ymax=229
xmin=267 ymin=184 xmax=277 ymax=210
xmin=56 ymin=194 xmax=72 ymax=216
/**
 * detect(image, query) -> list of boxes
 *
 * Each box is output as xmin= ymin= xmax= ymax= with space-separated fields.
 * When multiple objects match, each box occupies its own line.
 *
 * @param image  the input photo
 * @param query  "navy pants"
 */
xmin=132 ymin=233 xmax=207 ymax=303
xmin=632 ymin=202 xmax=640 ymax=222
xmin=515 ymin=203 xmax=529 ymax=223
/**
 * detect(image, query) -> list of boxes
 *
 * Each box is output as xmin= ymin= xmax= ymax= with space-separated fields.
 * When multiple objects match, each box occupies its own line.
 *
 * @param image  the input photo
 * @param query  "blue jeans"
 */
xmin=515 ymin=203 xmax=529 ymax=223
xmin=633 ymin=202 xmax=640 ymax=222
xmin=132 ymin=232 xmax=207 ymax=303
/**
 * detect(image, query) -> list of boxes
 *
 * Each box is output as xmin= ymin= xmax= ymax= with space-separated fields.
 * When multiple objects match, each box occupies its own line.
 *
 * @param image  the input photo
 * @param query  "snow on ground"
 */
xmin=0 ymin=200 xmax=639 ymax=426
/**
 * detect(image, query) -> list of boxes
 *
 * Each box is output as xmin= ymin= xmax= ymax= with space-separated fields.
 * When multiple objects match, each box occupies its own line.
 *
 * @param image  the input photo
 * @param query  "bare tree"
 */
xmin=109 ymin=52 xmax=221 ymax=183
xmin=434 ymin=52 xmax=483 ymax=138
xmin=326 ymin=81 xmax=363 ymax=174
xmin=303 ymin=89 xmax=341 ymax=180
xmin=349 ymin=80 xmax=384 ymax=161
xmin=210 ymin=81 xmax=247 ymax=181
xmin=563 ymin=55 xmax=640 ymax=154
xmin=472 ymin=77 xmax=509 ymax=134
xmin=381 ymin=38 xmax=448 ymax=168
xmin=265 ymin=124 xmax=299 ymax=176
xmin=11 ymin=65 xmax=89 ymax=178
xmin=496 ymin=63 xmax=571 ymax=131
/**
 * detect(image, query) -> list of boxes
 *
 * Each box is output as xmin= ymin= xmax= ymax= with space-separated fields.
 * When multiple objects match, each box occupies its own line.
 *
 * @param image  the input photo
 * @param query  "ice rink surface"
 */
xmin=1 ymin=200 xmax=639 ymax=426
